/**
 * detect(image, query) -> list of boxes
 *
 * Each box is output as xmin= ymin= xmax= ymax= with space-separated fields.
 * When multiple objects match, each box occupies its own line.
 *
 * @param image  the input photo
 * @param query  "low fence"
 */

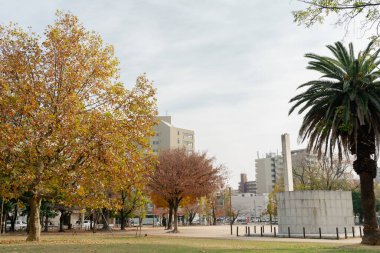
xmin=234 ymin=225 xmax=368 ymax=240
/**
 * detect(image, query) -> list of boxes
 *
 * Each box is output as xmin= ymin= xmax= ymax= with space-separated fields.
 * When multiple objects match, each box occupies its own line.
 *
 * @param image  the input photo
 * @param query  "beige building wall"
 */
xmin=150 ymin=116 xmax=194 ymax=154
xmin=255 ymin=149 xmax=320 ymax=194
xmin=255 ymin=153 xmax=283 ymax=194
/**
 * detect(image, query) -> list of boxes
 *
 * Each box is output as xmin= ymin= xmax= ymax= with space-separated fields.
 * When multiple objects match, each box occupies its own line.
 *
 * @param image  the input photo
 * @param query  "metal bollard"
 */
xmin=262 ymin=226 xmax=264 ymax=233
xmin=260 ymin=227 xmax=263 ymax=237
xmin=359 ymin=226 xmax=362 ymax=238
xmin=303 ymin=227 xmax=306 ymax=238
xmin=254 ymin=226 xmax=256 ymax=234
xmin=237 ymin=226 xmax=239 ymax=237
xmin=288 ymin=227 xmax=290 ymax=238
xmin=344 ymin=227 xmax=347 ymax=239
xmin=248 ymin=226 xmax=250 ymax=236
xmin=352 ymin=227 xmax=355 ymax=238
xmin=319 ymin=227 xmax=321 ymax=239
xmin=336 ymin=227 xmax=339 ymax=240
xmin=274 ymin=227 xmax=276 ymax=237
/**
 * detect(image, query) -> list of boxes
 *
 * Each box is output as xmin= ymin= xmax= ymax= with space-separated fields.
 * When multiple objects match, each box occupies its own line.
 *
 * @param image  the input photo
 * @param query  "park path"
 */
xmin=122 ymin=224 xmax=363 ymax=244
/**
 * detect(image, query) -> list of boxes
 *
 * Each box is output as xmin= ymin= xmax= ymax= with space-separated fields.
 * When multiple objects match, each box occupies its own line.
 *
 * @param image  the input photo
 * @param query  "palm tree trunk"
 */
xmin=353 ymin=126 xmax=380 ymax=245
xmin=360 ymin=171 xmax=380 ymax=244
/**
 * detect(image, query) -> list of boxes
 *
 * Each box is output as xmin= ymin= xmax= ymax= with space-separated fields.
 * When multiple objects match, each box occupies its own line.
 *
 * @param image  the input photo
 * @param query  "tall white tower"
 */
xmin=281 ymin=133 xmax=294 ymax=191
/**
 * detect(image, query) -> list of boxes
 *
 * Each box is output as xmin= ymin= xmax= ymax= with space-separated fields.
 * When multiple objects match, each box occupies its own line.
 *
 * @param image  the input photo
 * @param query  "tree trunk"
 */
xmin=10 ymin=204 xmax=17 ymax=232
xmin=59 ymin=210 xmax=65 ymax=232
xmin=352 ymin=125 xmax=380 ymax=245
xmin=120 ymin=192 xmax=126 ymax=230
xmin=67 ymin=213 xmax=72 ymax=230
xmin=188 ymin=211 xmax=194 ymax=225
xmin=92 ymin=211 xmax=98 ymax=233
xmin=26 ymin=195 xmax=41 ymax=241
xmin=102 ymin=208 xmax=110 ymax=230
xmin=360 ymin=172 xmax=380 ymax=245
xmin=212 ymin=207 xmax=216 ymax=225
xmin=167 ymin=205 xmax=173 ymax=230
xmin=90 ymin=212 xmax=93 ymax=230
xmin=172 ymin=204 xmax=179 ymax=233
xmin=44 ymin=211 xmax=49 ymax=232
xmin=0 ymin=198 xmax=4 ymax=235
xmin=120 ymin=209 xmax=126 ymax=230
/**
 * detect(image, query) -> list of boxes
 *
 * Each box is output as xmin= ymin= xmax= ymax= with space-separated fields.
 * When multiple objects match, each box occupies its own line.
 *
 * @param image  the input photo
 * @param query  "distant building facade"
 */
xmin=255 ymin=153 xmax=283 ymax=194
xmin=255 ymin=149 xmax=317 ymax=194
xmin=150 ymin=116 xmax=194 ymax=154
xmin=231 ymin=192 xmax=268 ymax=219
xmin=238 ymin=173 xmax=257 ymax=194
xmin=238 ymin=173 xmax=248 ymax=192
xmin=245 ymin=181 xmax=257 ymax=193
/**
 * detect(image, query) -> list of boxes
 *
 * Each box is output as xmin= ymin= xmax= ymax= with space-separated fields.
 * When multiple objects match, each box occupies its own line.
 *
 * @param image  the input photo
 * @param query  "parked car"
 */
xmin=191 ymin=218 xmax=201 ymax=225
xmin=6 ymin=220 xmax=27 ymax=231
xmin=236 ymin=217 xmax=248 ymax=225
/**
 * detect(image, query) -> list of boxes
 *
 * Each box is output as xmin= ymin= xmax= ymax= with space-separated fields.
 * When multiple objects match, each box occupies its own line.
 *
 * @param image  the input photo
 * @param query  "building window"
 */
xmin=178 ymin=131 xmax=180 ymax=135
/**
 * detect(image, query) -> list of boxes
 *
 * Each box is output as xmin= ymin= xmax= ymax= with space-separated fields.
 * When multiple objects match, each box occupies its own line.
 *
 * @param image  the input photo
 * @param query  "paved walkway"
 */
xmin=122 ymin=225 xmax=363 ymax=244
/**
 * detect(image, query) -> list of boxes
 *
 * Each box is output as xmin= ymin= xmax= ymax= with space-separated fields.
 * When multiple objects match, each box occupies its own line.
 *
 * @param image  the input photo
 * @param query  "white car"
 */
xmin=6 ymin=220 xmax=27 ymax=230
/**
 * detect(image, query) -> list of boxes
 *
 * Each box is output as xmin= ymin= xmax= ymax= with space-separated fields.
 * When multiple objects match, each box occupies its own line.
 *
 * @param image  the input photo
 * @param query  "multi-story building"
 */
xmin=238 ymin=173 xmax=257 ymax=194
xmin=255 ymin=153 xmax=283 ymax=194
xmin=245 ymin=181 xmax=257 ymax=193
xmin=255 ymin=149 xmax=320 ymax=194
xmin=150 ymin=116 xmax=194 ymax=154
xmin=238 ymin=173 xmax=248 ymax=193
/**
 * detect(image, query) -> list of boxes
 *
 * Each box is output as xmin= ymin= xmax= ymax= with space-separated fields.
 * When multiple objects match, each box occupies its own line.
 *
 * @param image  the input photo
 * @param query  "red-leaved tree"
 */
xmin=148 ymin=149 xmax=222 ymax=233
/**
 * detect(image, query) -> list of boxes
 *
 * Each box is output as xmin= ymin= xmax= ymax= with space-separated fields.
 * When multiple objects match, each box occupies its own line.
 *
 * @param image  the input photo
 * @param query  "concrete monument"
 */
xmin=277 ymin=133 xmax=354 ymax=235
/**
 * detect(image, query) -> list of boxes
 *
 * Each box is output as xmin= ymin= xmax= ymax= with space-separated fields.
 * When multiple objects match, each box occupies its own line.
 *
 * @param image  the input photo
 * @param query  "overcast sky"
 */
xmin=0 ymin=0 xmax=370 ymax=188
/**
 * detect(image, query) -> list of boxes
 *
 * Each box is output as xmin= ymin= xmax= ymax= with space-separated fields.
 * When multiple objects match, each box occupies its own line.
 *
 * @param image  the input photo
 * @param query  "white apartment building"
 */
xmin=255 ymin=153 xmax=283 ymax=194
xmin=151 ymin=116 xmax=194 ymax=154
xmin=255 ymin=149 xmax=318 ymax=194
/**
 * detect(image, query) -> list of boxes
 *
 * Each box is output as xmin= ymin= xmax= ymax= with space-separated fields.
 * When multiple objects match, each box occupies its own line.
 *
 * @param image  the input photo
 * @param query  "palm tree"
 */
xmin=289 ymin=41 xmax=380 ymax=245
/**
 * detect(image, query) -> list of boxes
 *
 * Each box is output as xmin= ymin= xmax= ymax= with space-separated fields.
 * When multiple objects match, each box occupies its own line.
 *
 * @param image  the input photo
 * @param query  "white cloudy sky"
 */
xmin=0 ymin=0 xmax=370 ymax=188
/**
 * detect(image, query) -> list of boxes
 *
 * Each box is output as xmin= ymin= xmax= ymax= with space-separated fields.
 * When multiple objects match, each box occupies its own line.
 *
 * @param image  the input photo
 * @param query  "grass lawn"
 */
xmin=0 ymin=233 xmax=380 ymax=253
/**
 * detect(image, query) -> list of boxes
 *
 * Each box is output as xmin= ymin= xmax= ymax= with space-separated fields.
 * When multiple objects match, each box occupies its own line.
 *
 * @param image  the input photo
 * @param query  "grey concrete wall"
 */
xmin=277 ymin=191 xmax=354 ymax=234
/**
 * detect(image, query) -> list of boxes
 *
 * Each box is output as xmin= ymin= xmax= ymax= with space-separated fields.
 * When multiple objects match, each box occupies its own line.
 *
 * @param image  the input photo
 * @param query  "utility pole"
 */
xmin=229 ymin=187 xmax=232 ymax=235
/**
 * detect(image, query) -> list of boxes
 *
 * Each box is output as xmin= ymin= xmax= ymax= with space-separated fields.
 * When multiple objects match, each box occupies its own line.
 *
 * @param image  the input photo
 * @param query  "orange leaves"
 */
xmin=147 ymin=149 xmax=222 ymax=209
xmin=0 ymin=11 xmax=157 ymax=212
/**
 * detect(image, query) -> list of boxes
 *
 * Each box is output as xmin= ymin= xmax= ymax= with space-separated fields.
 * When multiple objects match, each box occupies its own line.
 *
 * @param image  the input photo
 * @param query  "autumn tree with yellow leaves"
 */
xmin=0 ymin=12 xmax=157 ymax=241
